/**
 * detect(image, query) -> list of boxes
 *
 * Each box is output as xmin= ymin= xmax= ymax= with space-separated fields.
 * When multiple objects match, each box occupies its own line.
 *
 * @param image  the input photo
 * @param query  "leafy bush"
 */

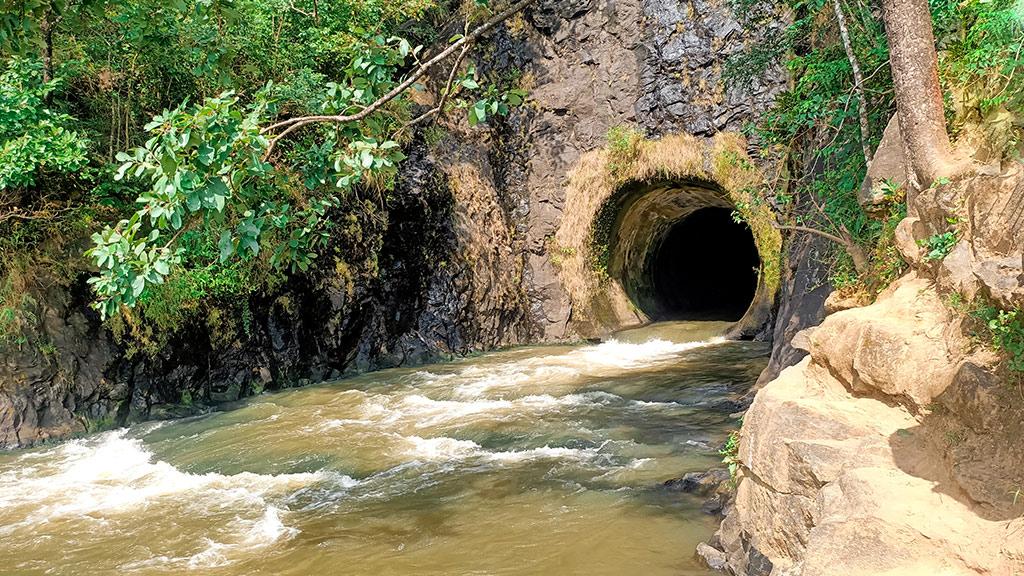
xmin=933 ymin=0 xmax=1024 ymax=107
xmin=975 ymin=305 xmax=1024 ymax=373
xmin=0 ymin=58 xmax=89 ymax=190
xmin=920 ymin=231 xmax=958 ymax=261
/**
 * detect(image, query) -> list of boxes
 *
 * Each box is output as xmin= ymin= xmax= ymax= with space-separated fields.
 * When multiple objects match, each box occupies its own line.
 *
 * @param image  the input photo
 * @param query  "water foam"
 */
xmin=0 ymin=430 xmax=325 ymax=528
xmin=398 ymin=434 xmax=610 ymax=467
xmin=575 ymin=337 xmax=725 ymax=368
xmin=444 ymin=337 xmax=725 ymax=398
xmin=402 ymin=435 xmax=483 ymax=460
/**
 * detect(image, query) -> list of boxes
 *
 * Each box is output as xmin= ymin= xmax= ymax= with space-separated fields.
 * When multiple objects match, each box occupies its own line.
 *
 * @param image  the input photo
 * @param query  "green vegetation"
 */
xmin=0 ymin=58 xmax=89 ymax=189
xmin=933 ymin=0 xmax=1024 ymax=156
xmin=605 ymin=124 xmax=644 ymax=178
xmin=920 ymin=230 xmax=958 ymax=262
xmin=0 ymin=0 xmax=529 ymax=349
xmin=727 ymin=0 xmax=894 ymax=282
xmin=946 ymin=293 xmax=1024 ymax=376
xmin=720 ymin=429 xmax=741 ymax=479
xmin=975 ymin=305 xmax=1024 ymax=373
xmin=727 ymin=0 xmax=1022 ymax=296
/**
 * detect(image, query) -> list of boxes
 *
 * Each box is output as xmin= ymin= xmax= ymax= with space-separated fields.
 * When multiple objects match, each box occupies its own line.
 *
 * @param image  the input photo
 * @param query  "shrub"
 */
xmin=605 ymin=125 xmax=644 ymax=178
xmin=975 ymin=305 xmax=1024 ymax=373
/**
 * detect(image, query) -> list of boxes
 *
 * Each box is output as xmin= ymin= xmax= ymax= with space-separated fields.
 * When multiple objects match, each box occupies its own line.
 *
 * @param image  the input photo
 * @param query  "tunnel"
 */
xmin=648 ymin=207 xmax=760 ymax=320
xmin=597 ymin=180 xmax=767 ymax=327
xmin=554 ymin=134 xmax=780 ymax=338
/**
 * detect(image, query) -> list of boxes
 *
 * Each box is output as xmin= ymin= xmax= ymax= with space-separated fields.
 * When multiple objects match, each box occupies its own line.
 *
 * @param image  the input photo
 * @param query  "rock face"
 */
xmin=754 ymin=233 xmax=831 ymax=388
xmin=519 ymin=0 xmax=785 ymax=338
xmin=0 ymin=136 xmax=535 ymax=448
xmin=709 ymin=273 xmax=1024 ymax=575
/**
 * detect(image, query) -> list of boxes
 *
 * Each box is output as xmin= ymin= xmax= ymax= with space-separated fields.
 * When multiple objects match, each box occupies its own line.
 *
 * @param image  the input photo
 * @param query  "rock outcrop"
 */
xmin=702 ymin=106 xmax=1024 ymax=574
xmin=708 ymin=273 xmax=1024 ymax=575
xmin=0 ymin=136 xmax=535 ymax=448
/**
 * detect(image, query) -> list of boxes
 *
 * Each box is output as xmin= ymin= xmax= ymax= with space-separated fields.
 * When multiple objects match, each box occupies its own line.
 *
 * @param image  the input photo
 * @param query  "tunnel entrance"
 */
xmin=647 ymin=207 xmax=760 ymax=321
xmin=555 ymin=136 xmax=782 ymax=338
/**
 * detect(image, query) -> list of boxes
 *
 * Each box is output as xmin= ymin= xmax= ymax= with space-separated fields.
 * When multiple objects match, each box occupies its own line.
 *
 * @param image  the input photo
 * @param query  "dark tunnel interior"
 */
xmin=649 ymin=207 xmax=760 ymax=321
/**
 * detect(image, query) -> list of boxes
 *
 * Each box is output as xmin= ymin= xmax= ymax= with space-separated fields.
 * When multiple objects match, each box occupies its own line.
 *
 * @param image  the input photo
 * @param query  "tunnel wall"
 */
xmin=551 ymin=132 xmax=781 ymax=338
xmin=629 ymin=204 xmax=760 ymax=320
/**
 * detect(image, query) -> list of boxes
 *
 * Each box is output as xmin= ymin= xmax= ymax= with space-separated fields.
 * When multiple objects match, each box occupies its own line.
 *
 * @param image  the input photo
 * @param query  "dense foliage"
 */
xmin=0 ymin=0 xmax=524 ymax=347
xmin=727 ymin=0 xmax=1023 ymax=293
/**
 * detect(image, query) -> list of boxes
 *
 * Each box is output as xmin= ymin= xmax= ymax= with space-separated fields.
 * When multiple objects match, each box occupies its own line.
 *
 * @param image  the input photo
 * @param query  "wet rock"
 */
xmin=700 ymin=493 xmax=727 ymax=515
xmin=665 ymin=468 xmax=734 ymax=517
xmin=745 ymin=546 xmax=774 ymax=576
xmin=696 ymin=542 xmax=729 ymax=571
xmin=663 ymin=468 xmax=731 ymax=496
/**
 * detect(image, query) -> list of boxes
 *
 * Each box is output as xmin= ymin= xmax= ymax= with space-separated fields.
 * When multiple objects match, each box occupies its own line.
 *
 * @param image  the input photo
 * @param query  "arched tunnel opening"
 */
xmin=648 ymin=207 xmax=760 ymax=321
xmin=600 ymin=181 xmax=767 ymax=328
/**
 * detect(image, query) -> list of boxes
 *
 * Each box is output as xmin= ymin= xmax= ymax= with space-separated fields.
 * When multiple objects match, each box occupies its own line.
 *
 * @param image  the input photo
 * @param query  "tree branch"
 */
xmin=773 ymin=222 xmax=870 ymax=274
xmin=832 ymin=0 xmax=872 ymax=166
xmin=0 ymin=204 xmax=81 ymax=225
xmin=393 ymin=43 xmax=472 ymax=138
xmin=261 ymin=0 xmax=535 ymax=159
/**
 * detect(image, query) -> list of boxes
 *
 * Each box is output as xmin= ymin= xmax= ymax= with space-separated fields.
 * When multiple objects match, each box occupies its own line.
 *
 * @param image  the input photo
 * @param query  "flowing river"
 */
xmin=0 ymin=321 xmax=767 ymax=575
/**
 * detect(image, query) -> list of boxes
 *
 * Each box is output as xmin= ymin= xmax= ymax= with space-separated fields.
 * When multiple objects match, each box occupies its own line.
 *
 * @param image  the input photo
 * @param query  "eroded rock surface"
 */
xmin=710 ymin=274 xmax=1024 ymax=575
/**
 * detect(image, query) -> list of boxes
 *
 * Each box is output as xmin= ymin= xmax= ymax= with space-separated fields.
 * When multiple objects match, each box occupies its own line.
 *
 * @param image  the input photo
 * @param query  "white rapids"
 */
xmin=0 ymin=321 xmax=767 ymax=576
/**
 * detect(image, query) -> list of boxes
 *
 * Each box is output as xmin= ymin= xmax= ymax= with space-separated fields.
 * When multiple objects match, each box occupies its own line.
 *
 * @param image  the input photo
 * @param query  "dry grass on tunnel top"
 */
xmin=551 ymin=130 xmax=782 ymax=334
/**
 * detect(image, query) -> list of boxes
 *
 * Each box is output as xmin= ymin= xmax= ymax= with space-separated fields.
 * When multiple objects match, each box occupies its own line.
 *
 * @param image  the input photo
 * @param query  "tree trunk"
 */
xmin=40 ymin=9 xmax=54 ymax=86
xmin=880 ymin=0 xmax=955 ymax=190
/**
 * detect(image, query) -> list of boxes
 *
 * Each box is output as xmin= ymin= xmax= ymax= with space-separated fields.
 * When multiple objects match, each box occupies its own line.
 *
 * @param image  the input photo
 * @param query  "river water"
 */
xmin=0 ymin=321 xmax=767 ymax=575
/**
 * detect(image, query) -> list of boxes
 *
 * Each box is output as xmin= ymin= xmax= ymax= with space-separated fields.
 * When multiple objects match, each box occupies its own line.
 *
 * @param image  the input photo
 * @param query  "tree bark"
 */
xmin=880 ymin=0 xmax=955 ymax=189
xmin=40 ymin=9 xmax=54 ymax=85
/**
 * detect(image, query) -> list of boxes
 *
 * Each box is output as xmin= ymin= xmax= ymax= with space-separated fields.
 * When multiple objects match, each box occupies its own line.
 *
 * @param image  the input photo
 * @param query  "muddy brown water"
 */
xmin=0 ymin=321 xmax=768 ymax=575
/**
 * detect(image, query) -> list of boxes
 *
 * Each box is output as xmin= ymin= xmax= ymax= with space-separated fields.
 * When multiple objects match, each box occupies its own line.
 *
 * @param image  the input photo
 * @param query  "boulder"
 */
xmin=715 ymin=276 xmax=1024 ymax=575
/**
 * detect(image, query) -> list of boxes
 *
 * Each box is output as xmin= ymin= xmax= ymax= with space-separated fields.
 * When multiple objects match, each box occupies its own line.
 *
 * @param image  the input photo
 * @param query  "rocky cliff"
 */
xmin=704 ymin=126 xmax=1024 ymax=574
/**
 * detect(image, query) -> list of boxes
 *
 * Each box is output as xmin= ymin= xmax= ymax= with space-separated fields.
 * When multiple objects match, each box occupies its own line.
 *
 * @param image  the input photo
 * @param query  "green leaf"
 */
xmin=241 ymin=236 xmax=260 ymax=256
xmin=115 ymin=162 xmax=133 ymax=181
xmin=218 ymin=231 xmax=234 ymax=262
xmin=160 ymin=153 xmax=178 ymax=176
xmin=197 ymin=143 xmax=215 ymax=166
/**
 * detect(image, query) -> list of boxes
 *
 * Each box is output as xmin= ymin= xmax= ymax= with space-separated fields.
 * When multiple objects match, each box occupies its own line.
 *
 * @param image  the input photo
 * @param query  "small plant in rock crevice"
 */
xmin=920 ymin=215 xmax=961 ymax=262
xmin=920 ymin=230 xmax=959 ymax=261
xmin=720 ymin=429 xmax=742 ymax=480
xmin=974 ymin=305 xmax=1024 ymax=373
